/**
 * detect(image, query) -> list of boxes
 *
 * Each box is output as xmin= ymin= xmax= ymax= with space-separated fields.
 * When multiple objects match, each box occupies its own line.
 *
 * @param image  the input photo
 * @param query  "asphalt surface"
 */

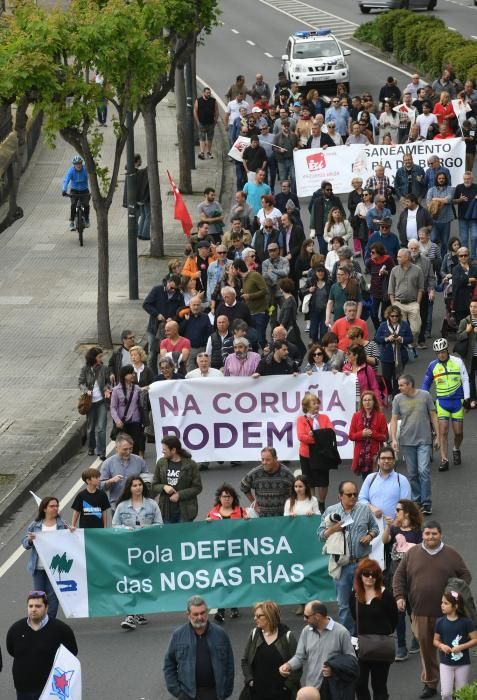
xmin=1 ymin=0 xmax=477 ymax=697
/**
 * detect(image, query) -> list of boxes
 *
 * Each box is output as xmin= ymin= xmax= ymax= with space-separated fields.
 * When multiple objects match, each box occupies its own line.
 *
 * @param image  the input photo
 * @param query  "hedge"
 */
xmin=354 ymin=10 xmax=477 ymax=84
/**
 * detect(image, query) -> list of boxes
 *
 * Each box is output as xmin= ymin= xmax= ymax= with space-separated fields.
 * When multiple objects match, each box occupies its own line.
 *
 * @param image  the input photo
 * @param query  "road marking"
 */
xmin=246 ymin=39 xmax=256 ymax=45
xmin=256 ymin=0 xmax=357 ymax=39
xmin=231 ymin=28 xmax=239 ymax=34
xmin=256 ymin=0 xmax=413 ymax=77
xmin=197 ymin=75 xmax=227 ymax=111
xmin=472 ymin=35 xmax=477 ymax=39
xmin=0 ymin=446 xmax=116 ymax=581
xmin=448 ymin=26 xmax=456 ymax=30
xmin=264 ymin=52 xmax=274 ymax=58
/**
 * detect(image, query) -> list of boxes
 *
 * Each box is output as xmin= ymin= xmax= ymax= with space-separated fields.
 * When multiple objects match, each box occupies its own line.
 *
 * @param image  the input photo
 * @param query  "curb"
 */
xmin=0 ymin=419 xmax=86 ymax=526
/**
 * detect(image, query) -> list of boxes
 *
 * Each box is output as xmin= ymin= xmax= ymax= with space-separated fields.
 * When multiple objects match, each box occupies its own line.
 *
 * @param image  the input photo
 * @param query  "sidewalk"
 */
xmin=0 ymin=93 xmax=232 ymax=522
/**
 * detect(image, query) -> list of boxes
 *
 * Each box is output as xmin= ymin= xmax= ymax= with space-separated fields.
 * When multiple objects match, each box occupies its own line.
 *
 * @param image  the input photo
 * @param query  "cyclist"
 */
xmin=421 ymin=337 xmax=470 ymax=472
xmin=62 ymin=155 xmax=90 ymax=230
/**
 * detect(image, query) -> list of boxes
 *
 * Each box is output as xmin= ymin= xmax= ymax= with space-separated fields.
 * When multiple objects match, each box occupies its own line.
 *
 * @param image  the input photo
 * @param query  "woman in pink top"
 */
xmin=343 ymin=344 xmax=381 ymax=409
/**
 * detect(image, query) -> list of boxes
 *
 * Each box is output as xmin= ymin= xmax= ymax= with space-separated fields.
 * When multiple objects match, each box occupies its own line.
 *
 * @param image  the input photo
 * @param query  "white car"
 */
xmin=281 ymin=30 xmax=351 ymax=94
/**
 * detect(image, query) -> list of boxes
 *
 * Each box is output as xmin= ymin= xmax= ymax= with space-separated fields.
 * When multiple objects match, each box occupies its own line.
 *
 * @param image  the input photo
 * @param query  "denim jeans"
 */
xmin=309 ymin=308 xmax=327 ymax=342
xmin=335 ymin=562 xmax=357 ymax=632
xmin=277 ymin=159 xmax=295 ymax=187
xmin=431 ymin=221 xmax=451 ymax=259
xmin=32 ymin=568 xmax=59 ymax=618
xmin=315 ymin=235 xmax=327 ymax=256
xmin=137 ymin=203 xmax=150 ymax=239
xmin=86 ymin=400 xmax=107 ymax=457
xmin=164 ymin=510 xmax=183 ymax=524
xmin=251 ymin=312 xmax=269 ymax=350
xmin=400 ymin=443 xmax=432 ymax=507
xmin=458 ymin=219 xmax=477 ymax=259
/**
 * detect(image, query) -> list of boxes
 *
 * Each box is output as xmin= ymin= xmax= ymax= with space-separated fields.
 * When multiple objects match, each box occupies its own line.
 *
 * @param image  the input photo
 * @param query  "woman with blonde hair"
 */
xmin=296 ymin=393 xmax=336 ymax=512
xmin=129 ymin=345 xmax=154 ymax=457
xmin=241 ymin=601 xmax=300 ymax=700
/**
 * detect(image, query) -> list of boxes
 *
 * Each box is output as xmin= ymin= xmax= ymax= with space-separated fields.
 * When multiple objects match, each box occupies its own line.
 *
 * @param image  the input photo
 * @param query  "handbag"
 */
xmin=301 ymin=293 xmax=312 ymax=314
xmin=78 ymin=393 xmax=92 ymax=415
xmin=355 ymin=598 xmax=395 ymax=664
xmin=110 ymin=385 xmax=136 ymax=440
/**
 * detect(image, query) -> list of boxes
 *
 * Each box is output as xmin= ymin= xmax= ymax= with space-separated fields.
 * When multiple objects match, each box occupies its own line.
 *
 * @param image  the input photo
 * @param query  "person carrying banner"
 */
xmin=164 ymin=594 xmax=234 ymax=700
xmin=6 ymin=591 xmax=78 ymax=700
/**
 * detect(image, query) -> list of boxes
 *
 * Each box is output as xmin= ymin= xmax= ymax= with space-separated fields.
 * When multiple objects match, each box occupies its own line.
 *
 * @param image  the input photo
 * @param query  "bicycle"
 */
xmin=64 ymin=192 xmax=89 ymax=246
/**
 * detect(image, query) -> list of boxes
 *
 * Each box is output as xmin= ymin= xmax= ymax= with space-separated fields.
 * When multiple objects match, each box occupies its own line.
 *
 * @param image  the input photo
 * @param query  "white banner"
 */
xmin=149 ymin=374 xmax=356 ymax=461
xmin=40 ymin=644 xmax=82 ymax=700
xmin=228 ymin=135 xmax=250 ymax=162
xmin=35 ymin=530 xmax=89 ymax=618
xmin=294 ymin=137 xmax=466 ymax=197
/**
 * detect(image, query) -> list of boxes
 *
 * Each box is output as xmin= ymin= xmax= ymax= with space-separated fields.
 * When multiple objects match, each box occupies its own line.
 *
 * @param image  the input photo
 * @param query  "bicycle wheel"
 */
xmin=76 ymin=213 xmax=84 ymax=247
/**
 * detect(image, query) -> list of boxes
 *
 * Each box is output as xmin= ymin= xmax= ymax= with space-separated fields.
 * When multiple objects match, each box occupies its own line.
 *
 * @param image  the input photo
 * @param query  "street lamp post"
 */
xmin=126 ymin=109 xmax=139 ymax=300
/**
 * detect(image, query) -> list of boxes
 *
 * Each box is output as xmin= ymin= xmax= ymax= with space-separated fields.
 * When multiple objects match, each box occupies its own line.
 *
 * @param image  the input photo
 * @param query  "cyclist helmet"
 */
xmin=72 ymin=155 xmax=83 ymax=164
xmin=433 ymin=338 xmax=448 ymax=352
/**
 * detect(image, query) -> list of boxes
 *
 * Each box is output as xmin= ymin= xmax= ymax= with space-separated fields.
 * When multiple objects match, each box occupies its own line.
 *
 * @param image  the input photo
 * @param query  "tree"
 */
xmin=0 ymin=0 xmax=171 ymax=346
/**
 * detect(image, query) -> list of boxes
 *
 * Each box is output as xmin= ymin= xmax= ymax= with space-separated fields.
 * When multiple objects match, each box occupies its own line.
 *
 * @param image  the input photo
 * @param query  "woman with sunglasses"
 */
xmin=350 ymin=559 xmax=398 ymax=700
xmin=382 ymin=499 xmax=423 ymax=661
xmin=375 ymin=305 xmax=413 ymax=397
xmin=304 ymin=343 xmax=329 ymax=374
xmin=326 ymin=121 xmax=343 ymax=146
xmin=452 ymin=246 xmax=477 ymax=324
xmin=22 ymin=496 xmax=68 ymax=618
xmin=241 ymin=601 xmax=300 ymax=700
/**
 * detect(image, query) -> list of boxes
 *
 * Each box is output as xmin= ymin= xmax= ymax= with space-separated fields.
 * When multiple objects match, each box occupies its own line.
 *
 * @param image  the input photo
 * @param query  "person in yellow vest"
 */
xmin=421 ymin=338 xmax=470 ymax=472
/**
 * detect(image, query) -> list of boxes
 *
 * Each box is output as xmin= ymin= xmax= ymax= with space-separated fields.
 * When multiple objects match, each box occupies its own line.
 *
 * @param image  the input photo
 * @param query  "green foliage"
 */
xmin=353 ymin=10 xmax=476 ymax=82
xmin=454 ymin=681 xmax=477 ymax=700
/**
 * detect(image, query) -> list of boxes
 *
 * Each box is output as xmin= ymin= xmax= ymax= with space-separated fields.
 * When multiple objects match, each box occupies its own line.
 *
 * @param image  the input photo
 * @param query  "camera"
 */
xmin=330 ymin=513 xmax=342 ymax=523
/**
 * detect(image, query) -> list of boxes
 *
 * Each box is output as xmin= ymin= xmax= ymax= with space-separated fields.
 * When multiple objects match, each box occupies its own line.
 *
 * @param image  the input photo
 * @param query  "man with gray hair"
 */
xmin=223 ymin=337 xmax=261 ymax=376
xmin=331 ymin=300 xmax=369 ymax=351
xmin=100 ymin=433 xmax=147 ymax=510
xmin=262 ymin=241 xmax=290 ymax=328
xmin=408 ymin=239 xmax=436 ymax=349
xmin=424 ymin=155 xmax=452 ymax=192
xmin=388 ymin=248 xmax=425 ymax=346
xmin=164 ymin=595 xmax=234 ymax=700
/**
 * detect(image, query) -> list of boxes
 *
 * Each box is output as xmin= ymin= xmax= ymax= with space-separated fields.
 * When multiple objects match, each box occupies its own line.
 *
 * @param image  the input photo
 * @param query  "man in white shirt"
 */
xmin=405 ymin=73 xmax=428 ymax=101
xmin=416 ymin=101 xmax=438 ymax=139
xmin=185 ymin=352 xmax=222 ymax=378
xmin=224 ymin=92 xmax=251 ymax=143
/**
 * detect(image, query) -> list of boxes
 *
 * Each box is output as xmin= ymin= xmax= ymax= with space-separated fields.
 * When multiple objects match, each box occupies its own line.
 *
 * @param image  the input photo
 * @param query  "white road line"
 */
xmin=246 ymin=39 xmax=256 ymax=46
xmin=472 ymin=35 xmax=477 ymax=39
xmin=0 ymin=445 xmax=116 ymax=581
xmin=231 ymin=28 xmax=240 ymax=34
xmin=448 ymin=26 xmax=456 ymax=30
xmin=264 ymin=52 xmax=274 ymax=58
xmin=197 ymin=75 xmax=227 ymax=111
xmin=256 ymin=0 xmax=413 ymax=77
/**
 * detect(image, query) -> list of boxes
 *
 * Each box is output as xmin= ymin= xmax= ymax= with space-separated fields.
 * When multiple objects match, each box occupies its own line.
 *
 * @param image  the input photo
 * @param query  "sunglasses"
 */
xmin=29 ymin=590 xmax=47 ymax=596
xmin=342 ymin=492 xmax=358 ymax=497
xmin=314 ymin=352 xmax=323 ymax=357
xmin=362 ymin=571 xmax=378 ymax=578
xmin=459 ymin=254 xmax=469 ymax=258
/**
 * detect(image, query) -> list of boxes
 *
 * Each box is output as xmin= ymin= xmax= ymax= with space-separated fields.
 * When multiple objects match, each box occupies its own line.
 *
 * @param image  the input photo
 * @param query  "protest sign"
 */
xmin=228 ymin=135 xmax=250 ymax=162
xmin=34 ymin=517 xmax=335 ymax=618
xmin=294 ymin=138 xmax=466 ymax=196
xmin=149 ymin=374 xmax=356 ymax=461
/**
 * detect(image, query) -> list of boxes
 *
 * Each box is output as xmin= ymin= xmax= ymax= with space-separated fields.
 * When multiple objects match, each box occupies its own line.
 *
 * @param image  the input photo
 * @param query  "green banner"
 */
xmin=84 ymin=516 xmax=335 ymax=617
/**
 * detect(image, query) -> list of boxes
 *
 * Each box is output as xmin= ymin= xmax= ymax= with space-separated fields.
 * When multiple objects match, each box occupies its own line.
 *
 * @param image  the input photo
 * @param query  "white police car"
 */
xmin=281 ymin=30 xmax=351 ymax=93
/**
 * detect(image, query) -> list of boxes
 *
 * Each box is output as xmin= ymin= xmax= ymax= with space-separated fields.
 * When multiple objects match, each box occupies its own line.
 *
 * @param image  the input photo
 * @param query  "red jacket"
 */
xmin=296 ymin=413 xmax=334 ymax=458
xmin=206 ymin=504 xmax=246 ymax=520
xmin=348 ymin=410 xmax=388 ymax=473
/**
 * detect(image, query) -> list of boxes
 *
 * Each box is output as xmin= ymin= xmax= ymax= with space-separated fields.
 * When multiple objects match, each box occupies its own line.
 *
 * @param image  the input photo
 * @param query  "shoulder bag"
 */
xmin=78 ymin=393 xmax=92 ymax=415
xmin=110 ymin=385 xmax=136 ymax=440
xmin=355 ymin=597 xmax=395 ymax=664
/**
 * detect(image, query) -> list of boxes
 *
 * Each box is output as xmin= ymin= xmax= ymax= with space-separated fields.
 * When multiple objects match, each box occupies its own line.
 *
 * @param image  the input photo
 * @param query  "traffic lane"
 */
xmin=198 ymin=0 xmax=412 ymax=102
xmin=283 ymin=0 xmax=477 ymax=39
xmin=1 ymin=395 xmax=477 ymax=698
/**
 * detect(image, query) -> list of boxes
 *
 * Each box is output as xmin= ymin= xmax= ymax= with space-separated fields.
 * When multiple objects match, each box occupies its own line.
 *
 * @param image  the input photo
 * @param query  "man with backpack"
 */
xmin=358 ymin=446 xmax=411 ymax=519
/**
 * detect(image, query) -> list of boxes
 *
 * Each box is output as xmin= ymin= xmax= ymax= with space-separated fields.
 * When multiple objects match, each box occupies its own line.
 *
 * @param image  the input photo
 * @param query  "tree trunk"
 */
xmin=143 ymin=103 xmax=164 ymax=258
xmin=190 ymin=46 xmax=199 ymax=146
xmin=175 ymin=64 xmax=192 ymax=194
xmin=95 ymin=202 xmax=113 ymax=348
xmin=8 ymin=96 xmax=29 ymax=225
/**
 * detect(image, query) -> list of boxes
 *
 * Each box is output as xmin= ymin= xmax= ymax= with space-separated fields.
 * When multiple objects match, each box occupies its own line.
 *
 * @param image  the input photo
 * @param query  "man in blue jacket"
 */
xmin=164 ymin=595 xmax=234 ymax=700
xmin=62 ymin=154 xmax=90 ymax=230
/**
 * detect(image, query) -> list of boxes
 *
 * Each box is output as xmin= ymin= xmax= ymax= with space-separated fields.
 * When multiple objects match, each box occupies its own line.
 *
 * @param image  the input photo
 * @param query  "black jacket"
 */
xmin=309 ymin=428 xmax=341 ymax=470
xmin=305 ymin=132 xmax=335 ymax=149
xmin=319 ymin=653 xmax=360 ymax=700
xmin=397 ymin=206 xmax=433 ymax=246
xmin=310 ymin=195 xmax=346 ymax=237
xmin=142 ymin=284 xmax=185 ymax=335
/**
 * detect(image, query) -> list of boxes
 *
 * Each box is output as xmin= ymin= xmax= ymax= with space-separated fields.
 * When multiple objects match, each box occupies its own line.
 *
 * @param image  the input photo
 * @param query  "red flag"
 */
xmin=166 ymin=170 xmax=193 ymax=237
